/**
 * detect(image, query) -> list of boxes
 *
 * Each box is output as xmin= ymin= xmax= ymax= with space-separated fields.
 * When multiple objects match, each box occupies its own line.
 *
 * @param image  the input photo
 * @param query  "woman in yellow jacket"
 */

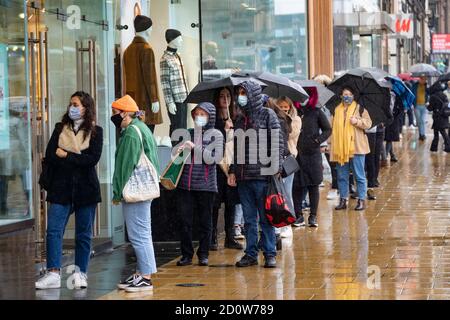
xmin=330 ymin=86 xmax=372 ymax=211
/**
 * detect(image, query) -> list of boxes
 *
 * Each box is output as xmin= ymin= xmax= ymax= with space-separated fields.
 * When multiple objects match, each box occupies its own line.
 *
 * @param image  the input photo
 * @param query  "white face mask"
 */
xmin=237 ymin=95 xmax=248 ymax=107
xmin=169 ymin=36 xmax=183 ymax=50
xmin=194 ymin=115 xmax=208 ymax=127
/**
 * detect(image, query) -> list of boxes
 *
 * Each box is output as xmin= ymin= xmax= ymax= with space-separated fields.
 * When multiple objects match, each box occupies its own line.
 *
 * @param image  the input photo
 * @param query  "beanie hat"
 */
xmin=165 ymin=29 xmax=182 ymax=44
xmin=112 ymin=95 xmax=139 ymax=112
xmin=134 ymin=15 xmax=152 ymax=33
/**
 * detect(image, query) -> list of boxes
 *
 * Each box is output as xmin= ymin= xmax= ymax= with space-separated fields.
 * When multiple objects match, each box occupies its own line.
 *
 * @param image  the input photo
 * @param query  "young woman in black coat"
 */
xmin=292 ymin=87 xmax=331 ymax=228
xmin=428 ymin=91 xmax=450 ymax=152
xmin=385 ymin=94 xmax=404 ymax=162
xmin=35 ymin=91 xmax=103 ymax=290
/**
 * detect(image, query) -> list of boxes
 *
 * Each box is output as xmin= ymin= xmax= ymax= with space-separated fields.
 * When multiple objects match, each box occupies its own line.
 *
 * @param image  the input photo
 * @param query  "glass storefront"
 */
xmin=0 ymin=0 xmax=32 ymax=226
xmin=201 ymin=0 xmax=309 ymax=80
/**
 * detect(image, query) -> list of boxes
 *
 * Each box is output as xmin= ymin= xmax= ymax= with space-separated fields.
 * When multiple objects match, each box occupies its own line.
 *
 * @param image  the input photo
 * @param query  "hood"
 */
xmin=237 ymin=80 xmax=264 ymax=113
xmin=191 ymin=102 xmax=216 ymax=130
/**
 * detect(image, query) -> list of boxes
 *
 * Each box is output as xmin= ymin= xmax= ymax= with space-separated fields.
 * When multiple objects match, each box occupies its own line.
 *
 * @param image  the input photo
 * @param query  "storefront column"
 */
xmin=307 ymin=0 xmax=334 ymax=78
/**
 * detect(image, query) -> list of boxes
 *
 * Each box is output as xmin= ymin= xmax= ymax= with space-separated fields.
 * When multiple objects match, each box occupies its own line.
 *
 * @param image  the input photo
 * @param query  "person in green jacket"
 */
xmin=111 ymin=95 xmax=160 ymax=293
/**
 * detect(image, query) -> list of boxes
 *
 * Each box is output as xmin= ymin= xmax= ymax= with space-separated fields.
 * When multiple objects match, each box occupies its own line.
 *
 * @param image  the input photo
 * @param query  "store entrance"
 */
xmin=26 ymin=0 xmax=117 ymax=262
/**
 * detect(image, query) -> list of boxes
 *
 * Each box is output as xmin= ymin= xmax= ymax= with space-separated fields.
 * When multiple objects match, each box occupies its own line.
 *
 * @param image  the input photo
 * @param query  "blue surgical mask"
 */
xmin=237 ymin=95 xmax=248 ymax=107
xmin=69 ymin=106 xmax=82 ymax=121
xmin=194 ymin=116 xmax=208 ymax=127
xmin=342 ymin=96 xmax=354 ymax=105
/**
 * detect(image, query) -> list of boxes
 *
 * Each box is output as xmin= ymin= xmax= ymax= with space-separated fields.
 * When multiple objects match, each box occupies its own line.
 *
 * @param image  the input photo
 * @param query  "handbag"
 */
xmin=265 ymin=175 xmax=296 ymax=228
xmin=281 ymin=154 xmax=300 ymax=178
xmin=122 ymin=125 xmax=160 ymax=203
xmin=38 ymin=157 xmax=53 ymax=191
xmin=160 ymin=149 xmax=191 ymax=191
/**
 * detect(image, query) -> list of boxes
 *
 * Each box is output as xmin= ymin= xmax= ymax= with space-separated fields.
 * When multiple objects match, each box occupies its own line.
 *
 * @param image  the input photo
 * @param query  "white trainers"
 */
xmin=35 ymin=272 xmax=61 ymax=290
xmin=280 ymin=226 xmax=293 ymax=238
xmin=72 ymin=272 xmax=88 ymax=289
xmin=327 ymin=189 xmax=339 ymax=200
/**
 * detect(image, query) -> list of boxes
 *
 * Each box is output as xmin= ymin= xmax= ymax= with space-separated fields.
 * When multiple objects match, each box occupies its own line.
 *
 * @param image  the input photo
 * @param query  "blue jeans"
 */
xmin=414 ymin=105 xmax=427 ymax=137
xmin=336 ymin=155 xmax=367 ymax=200
xmin=46 ymin=203 xmax=96 ymax=273
xmin=283 ymin=173 xmax=295 ymax=210
xmin=123 ymin=201 xmax=157 ymax=275
xmin=238 ymin=180 xmax=276 ymax=259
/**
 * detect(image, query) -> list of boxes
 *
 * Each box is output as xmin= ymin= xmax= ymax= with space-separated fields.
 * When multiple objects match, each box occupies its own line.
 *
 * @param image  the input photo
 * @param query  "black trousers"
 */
xmin=177 ymin=189 xmax=214 ymax=260
xmin=365 ymin=133 xmax=377 ymax=188
xmin=169 ymin=103 xmax=188 ymax=138
xmin=325 ymin=153 xmax=338 ymax=190
xmin=293 ymin=185 xmax=320 ymax=216
xmin=431 ymin=128 xmax=450 ymax=152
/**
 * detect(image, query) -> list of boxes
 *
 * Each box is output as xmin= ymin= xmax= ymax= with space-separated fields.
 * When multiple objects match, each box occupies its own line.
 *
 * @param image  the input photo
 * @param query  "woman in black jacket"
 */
xmin=428 ymin=91 xmax=450 ymax=153
xmin=35 ymin=91 xmax=103 ymax=290
xmin=292 ymin=87 xmax=331 ymax=228
xmin=385 ymin=94 xmax=404 ymax=162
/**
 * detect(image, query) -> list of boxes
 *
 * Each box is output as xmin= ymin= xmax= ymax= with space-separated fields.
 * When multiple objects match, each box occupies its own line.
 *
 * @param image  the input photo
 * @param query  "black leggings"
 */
xmin=293 ymin=185 xmax=320 ymax=216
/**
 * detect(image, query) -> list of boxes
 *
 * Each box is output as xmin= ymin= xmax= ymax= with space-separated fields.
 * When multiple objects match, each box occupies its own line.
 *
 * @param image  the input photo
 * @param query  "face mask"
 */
xmin=237 ymin=95 xmax=248 ymax=107
xmin=194 ymin=115 xmax=208 ymax=127
xmin=343 ymin=95 xmax=354 ymax=105
xmin=110 ymin=113 xmax=124 ymax=128
xmin=69 ymin=106 xmax=82 ymax=121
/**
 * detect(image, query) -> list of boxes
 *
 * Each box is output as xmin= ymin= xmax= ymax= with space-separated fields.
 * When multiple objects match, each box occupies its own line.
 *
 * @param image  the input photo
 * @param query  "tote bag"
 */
xmin=160 ymin=149 xmax=191 ymax=191
xmin=123 ymin=125 xmax=160 ymax=202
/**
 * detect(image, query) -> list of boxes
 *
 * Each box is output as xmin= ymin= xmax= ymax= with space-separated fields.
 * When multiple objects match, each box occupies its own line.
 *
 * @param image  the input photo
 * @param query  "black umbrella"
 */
xmin=294 ymin=80 xmax=338 ymax=108
xmin=233 ymin=71 xmax=309 ymax=103
xmin=327 ymin=68 xmax=392 ymax=126
xmin=429 ymin=73 xmax=450 ymax=94
xmin=184 ymin=76 xmax=268 ymax=104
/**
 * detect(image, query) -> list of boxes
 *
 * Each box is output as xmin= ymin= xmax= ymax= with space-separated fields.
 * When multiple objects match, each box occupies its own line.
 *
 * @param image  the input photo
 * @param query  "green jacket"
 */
xmin=112 ymin=118 xmax=160 ymax=202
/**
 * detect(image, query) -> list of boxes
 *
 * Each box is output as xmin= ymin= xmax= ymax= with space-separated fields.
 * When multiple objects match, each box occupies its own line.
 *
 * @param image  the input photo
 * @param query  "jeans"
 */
xmin=405 ymin=108 xmax=415 ymax=126
xmin=123 ymin=201 xmax=157 ymax=275
xmin=46 ymin=203 xmax=96 ymax=273
xmin=414 ymin=105 xmax=427 ymax=137
xmin=283 ymin=173 xmax=295 ymax=210
xmin=336 ymin=155 xmax=367 ymax=200
xmin=169 ymin=103 xmax=188 ymax=138
xmin=177 ymin=189 xmax=214 ymax=260
xmin=238 ymin=180 xmax=276 ymax=259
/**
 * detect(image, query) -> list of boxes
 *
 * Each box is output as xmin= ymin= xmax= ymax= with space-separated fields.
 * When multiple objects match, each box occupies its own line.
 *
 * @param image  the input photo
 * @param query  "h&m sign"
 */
xmin=389 ymin=14 xmax=414 ymax=39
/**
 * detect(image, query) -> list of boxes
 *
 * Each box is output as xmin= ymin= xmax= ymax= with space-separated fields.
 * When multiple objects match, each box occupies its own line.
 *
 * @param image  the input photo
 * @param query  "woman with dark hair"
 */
xmin=292 ymin=87 xmax=331 ymax=228
xmin=210 ymin=87 xmax=243 ymax=250
xmin=36 ymin=91 xmax=103 ymax=290
xmin=330 ymin=86 xmax=372 ymax=211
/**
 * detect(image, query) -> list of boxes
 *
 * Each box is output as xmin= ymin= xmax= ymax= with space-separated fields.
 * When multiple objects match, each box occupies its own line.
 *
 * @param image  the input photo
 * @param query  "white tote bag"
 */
xmin=123 ymin=125 xmax=160 ymax=203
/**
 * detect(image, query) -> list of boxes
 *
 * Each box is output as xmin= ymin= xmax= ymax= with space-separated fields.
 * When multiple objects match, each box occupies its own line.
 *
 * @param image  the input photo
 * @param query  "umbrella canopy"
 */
xmin=408 ymin=63 xmax=441 ymax=77
xmin=327 ymin=68 xmax=393 ymax=126
xmin=184 ymin=76 xmax=268 ymax=104
xmin=397 ymin=73 xmax=420 ymax=82
xmin=429 ymin=73 xmax=450 ymax=94
xmin=233 ymin=71 xmax=309 ymax=103
xmin=294 ymin=80 xmax=338 ymax=108
xmin=386 ymin=76 xmax=415 ymax=110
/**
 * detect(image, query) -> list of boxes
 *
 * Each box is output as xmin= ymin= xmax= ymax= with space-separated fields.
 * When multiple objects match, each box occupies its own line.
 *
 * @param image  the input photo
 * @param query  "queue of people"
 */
xmin=35 ymin=71 xmax=449 ymax=293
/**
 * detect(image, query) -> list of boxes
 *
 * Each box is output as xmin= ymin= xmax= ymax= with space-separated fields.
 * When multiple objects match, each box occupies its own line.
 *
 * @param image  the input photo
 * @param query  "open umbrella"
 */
xmin=233 ymin=71 xmax=309 ymax=103
xmin=184 ymin=76 xmax=267 ymax=104
xmin=397 ymin=73 xmax=419 ymax=82
xmin=327 ymin=68 xmax=392 ymax=126
xmin=386 ymin=76 xmax=415 ymax=110
xmin=294 ymin=80 xmax=338 ymax=108
xmin=409 ymin=63 xmax=441 ymax=77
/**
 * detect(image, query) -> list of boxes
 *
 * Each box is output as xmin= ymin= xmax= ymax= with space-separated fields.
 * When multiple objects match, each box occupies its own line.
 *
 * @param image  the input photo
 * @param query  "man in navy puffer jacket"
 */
xmin=228 ymin=80 xmax=284 ymax=268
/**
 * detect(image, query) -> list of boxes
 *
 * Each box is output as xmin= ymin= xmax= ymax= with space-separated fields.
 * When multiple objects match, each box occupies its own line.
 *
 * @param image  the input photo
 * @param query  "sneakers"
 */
xmin=199 ymin=257 xmax=209 ymax=266
xmin=233 ymin=225 xmax=245 ymax=240
xmin=72 ymin=272 xmax=88 ymax=289
xmin=327 ymin=189 xmax=339 ymax=200
xmin=264 ymin=256 xmax=277 ymax=268
xmin=35 ymin=272 xmax=61 ymax=290
xmin=124 ymin=276 xmax=153 ymax=293
xmin=236 ymin=255 xmax=258 ymax=268
xmin=292 ymin=215 xmax=306 ymax=227
xmin=176 ymin=257 xmax=193 ymax=267
xmin=308 ymin=215 xmax=318 ymax=228
xmin=117 ymin=274 xmax=140 ymax=290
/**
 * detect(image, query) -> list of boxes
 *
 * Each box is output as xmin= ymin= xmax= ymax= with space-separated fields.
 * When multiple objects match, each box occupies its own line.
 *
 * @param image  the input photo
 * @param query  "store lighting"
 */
xmin=246 ymin=7 xmax=257 ymax=11
xmin=12 ymin=46 xmax=18 ymax=51
xmin=19 ymin=13 xmax=25 ymax=19
xmin=241 ymin=3 xmax=249 ymax=8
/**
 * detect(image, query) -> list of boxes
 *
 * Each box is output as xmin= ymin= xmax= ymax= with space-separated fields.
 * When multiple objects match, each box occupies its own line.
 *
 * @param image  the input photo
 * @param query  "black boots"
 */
xmin=355 ymin=199 xmax=366 ymax=211
xmin=224 ymin=234 xmax=243 ymax=250
xmin=335 ymin=198 xmax=348 ymax=210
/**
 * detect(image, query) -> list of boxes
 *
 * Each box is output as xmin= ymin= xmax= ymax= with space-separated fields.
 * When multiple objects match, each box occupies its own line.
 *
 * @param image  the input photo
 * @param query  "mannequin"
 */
xmin=160 ymin=29 xmax=189 ymax=137
xmin=123 ymin=15 xmax=162 ymax=132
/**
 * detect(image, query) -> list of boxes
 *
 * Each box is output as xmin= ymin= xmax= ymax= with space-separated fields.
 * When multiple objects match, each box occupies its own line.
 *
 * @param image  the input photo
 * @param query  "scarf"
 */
xmin=58 ymin=124 xmax=91 ymax=154
xmin=331 ymin=101 xmax=357 ymax=165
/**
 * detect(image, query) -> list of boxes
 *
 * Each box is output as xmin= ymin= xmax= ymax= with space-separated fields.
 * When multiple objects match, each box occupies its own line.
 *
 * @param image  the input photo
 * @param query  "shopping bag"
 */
xmin=322 ymin=153 xmax=332 ymax=184
xmin=123 ymin=125 xmax=160 ymax=203
xmin=265 ymin=175 xmax=296 ymax=228
xmin=160 ymin=149 xmax=191 ymax=191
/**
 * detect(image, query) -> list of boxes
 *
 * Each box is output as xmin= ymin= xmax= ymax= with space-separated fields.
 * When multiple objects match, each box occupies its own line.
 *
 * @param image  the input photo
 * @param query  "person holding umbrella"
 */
xmin=330 ymin=86 xmax=372 ymax=211
xmin=428 ymin=91 xmax=450 ymax=153
xmin=411 ymin=76 xmax=430 ymax=141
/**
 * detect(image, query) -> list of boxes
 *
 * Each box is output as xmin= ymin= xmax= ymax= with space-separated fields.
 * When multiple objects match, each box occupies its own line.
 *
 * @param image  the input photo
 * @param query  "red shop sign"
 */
xmin=432 ymin=34 xmax=450 ymax=53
